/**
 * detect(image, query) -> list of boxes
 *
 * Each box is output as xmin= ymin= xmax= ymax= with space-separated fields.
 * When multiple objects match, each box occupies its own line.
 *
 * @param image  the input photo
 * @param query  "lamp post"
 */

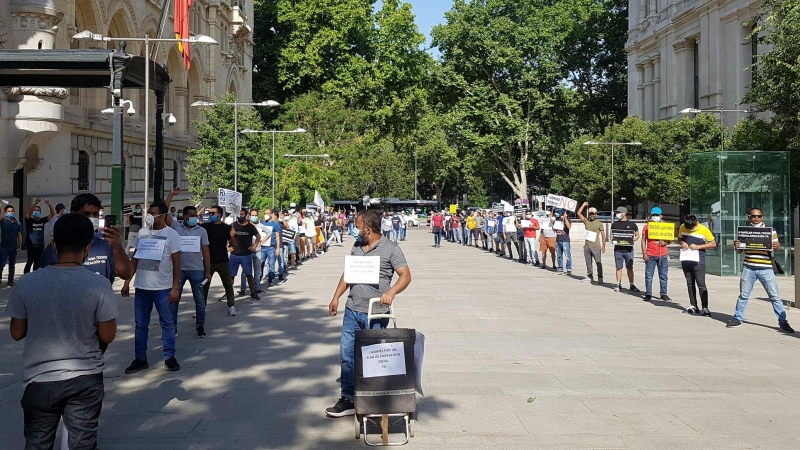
xmin=679 ymin=108 xmax=750 ymax=152
xmin=413 ymin=141 xmax=418 ymax=201
xmin=583 ymin=141 xmax=643 ymax=216
xmin=240 ymin=128 xmax=307 ymax=208
xmin=73 ymin=30 xmax=218 ymax=212
xmin=192 ymin=100 xmax=281 ymax=192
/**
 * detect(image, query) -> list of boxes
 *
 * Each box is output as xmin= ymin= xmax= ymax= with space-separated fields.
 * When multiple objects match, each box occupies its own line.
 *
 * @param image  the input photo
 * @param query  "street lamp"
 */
xmin=679 ymin=107 xmax=749 ymax=152
xmin=583 ymin=141 xmax=642 ymax=216
xmin=74 ymin=30 xmax=217 ymax=212
xmin=192 ymin=100 xmax=281 ymax=192
xmin=240 ymin=127 xmax=307 ymax=208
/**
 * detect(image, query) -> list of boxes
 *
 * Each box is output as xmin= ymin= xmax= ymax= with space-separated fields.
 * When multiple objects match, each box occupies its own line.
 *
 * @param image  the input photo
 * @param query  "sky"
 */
xmin=402 ymin=0 xmax=453 ymax=54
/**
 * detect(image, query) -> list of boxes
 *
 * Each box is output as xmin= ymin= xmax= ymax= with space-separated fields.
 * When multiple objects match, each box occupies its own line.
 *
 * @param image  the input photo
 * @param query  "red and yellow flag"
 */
xmin=174 ymin=0 xmax=192 ymax=69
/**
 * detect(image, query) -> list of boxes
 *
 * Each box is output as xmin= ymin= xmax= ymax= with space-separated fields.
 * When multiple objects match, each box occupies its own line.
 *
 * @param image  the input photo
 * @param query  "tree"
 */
xmin=412 ymin=111 xmax=460 ymax=205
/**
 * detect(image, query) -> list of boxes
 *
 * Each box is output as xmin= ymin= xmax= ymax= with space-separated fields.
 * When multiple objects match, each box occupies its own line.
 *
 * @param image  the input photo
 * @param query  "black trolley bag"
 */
xmin=353 ymin=298 xmax=416 ymax=445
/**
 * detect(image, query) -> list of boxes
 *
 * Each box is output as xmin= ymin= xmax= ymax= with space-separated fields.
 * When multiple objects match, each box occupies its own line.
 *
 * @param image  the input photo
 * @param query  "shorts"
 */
xmin=229 ymin=254 xmax=253 ymax=277
xmin=283 ymin=240 xmax=296 ymax=254
xmin=539 ymin=236 xmax=556 ymax=252
xmin=614 ymin=251 xmax=634 ymax=270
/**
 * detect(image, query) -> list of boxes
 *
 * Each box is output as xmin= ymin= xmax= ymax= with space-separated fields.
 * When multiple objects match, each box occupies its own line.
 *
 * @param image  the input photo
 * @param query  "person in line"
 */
xmin=282 ymin=208 xmax=300 ymax=269
xmin=165 ymin=189 xmax=212 ymax=337
xmin=641 ymin=207 xmax=672 ymax=301
xmin=539 ymin=211 xmax=557 ymax=269
xmin=727 ymin=207 xmax=794 ymax=332
xmin=610 ymin=206 xmax=640 ymax=293
xmin=200 ymin=205 xmax=238 ymax=315
xmin=347 ymin=209 xmax=356 ymax=237
xmin=521 ymin=213 xmax=541 ymax=266
xmin=230 ymin=208 xmax=260 ymax=301
xmin=678 ymin=214 xmax=715 ymax=315
xmin=122 ymin=203 xmax=183 ymax=373
xmin=48 ymin=202 xmax=66 ymax=237
xmin=554 ymin=209 xmax=572 ymax=275
xmin=502 ymin=211 xmax=518 ymax=260
xmin=495 ymin=212 xmax=505 ymax=255
xmin=381 ymin=212 xmax=393 ymax=240
xmin=0 ymin=204 xmax=23 ymax=287
xmin=240 ymin=208 xmax=268 ymax=294
xmin=451 ymin=213 xmax=462 ymax=244
xmin=466 ymin=211 xmax=477 ymax=247
xmin=261 ymin=209 xmax=283 ymax=286
xmin=474 ymin=211 xmax=484 ymax=249
xmin=431 ymin=211 xmax=444 ymax=247
xmin=485 ymin=212 xmax=497 ymax=252
xmin=24 ymin=198 xmax=55 ymax=274
xmin=126 ymin=204 xmax=144 ymax=253
xmin=577 ymin=202 xmax=605 ymax=284
xmin=327 ymin=214 xmax=343 ymax=246
xmin=391 ymin=212 xmax=402 ymax=244
xmin=461 ymin=211 xmax=470 ymax=246
xmin=326 ymin=209 xmax=411 ymax=418
xmin=399 ymin=212 xmax=408 ymax=241
xmin=7 ymin=213 xmax=118 ymax=450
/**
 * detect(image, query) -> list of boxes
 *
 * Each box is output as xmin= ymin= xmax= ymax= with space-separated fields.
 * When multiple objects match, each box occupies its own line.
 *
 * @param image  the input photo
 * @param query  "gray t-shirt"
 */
xmin=6 ymin=266 xmax=118 ymax=385
xmin=171 ymin=221 xmax=210 ymax=272
xmin=346 ymin=237 xmax=408 ymax=314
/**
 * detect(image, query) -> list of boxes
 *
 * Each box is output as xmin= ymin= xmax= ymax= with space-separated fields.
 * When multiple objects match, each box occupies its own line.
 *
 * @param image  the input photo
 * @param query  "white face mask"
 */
xmin=651 ymin=216 xmax=662 ymax=222
xmin=89 ymin=217 xmax=100 ymax=231
xmin=145 ymin=214 xmax=155 ymax=228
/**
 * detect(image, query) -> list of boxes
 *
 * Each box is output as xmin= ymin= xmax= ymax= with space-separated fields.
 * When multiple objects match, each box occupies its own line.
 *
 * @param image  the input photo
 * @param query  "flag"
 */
xmin=174 ymin=0 xmax=192 ymax=69
xmin=314 ymin=190 xmax=325 ymax=213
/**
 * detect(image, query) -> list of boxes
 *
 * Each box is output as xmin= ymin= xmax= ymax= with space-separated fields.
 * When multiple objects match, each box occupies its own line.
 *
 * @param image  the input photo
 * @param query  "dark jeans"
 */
xmin=0 ymin=246 xmax=18 ymax=283
xmin=340 ymin=308 xmax=389 ymax=401
xmin=433 ymin=229 xmax=442 ymax=246
xmin=682 ymin=264 xmax=708 ymax=308
xmin=176 ymin=270 xmax=206 ymax=327
xmin=21 ymin=372 xmax=104 ymax=450
xmin=203 ymin=261 xmax=235 ymax=307
xmin=24 ymin=244 xmax=43 ymax=274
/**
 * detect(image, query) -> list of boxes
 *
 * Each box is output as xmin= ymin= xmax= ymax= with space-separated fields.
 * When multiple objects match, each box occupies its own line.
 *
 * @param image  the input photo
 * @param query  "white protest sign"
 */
xmin=344 ymin=255 xmax=380 ymax=285
xmin=361 ymin=342 xmax=407 ymax=378
xmin=135 ymin=238 xmax=166 ymax=261
xmin=553 ymin=221 xmax=565 ymax=231
xmin=545 ymin=194 xmax=562 ymax=207
xmin=180 ymin=236 xmax=201 ymax=253
xmin=680 ymin=248 xmax=700 ymax=262
xmin=585 ymin=230 xmax=598 ymax=242
xmin=217 ymin=188 xmax=243 ymax=214
xmin=520 ymin=220 xmax=532 ymax=228
xmin=557 ymin=195 xmax=578 ymax=212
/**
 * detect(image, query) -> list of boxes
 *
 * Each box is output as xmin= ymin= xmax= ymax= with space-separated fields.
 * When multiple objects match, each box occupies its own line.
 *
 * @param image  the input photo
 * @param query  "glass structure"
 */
xmin=690 ymin=151 xmax=791 ymax=276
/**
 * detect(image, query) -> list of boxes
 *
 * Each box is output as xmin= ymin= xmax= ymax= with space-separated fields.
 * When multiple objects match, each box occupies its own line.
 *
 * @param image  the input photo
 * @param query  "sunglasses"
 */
xmin=750 ymin=214 xmax=762 ymax=218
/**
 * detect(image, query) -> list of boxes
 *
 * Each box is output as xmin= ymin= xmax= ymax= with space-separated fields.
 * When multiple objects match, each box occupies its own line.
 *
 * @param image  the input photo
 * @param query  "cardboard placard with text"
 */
xmin=736 ymin=226 xmax=774 ymax=250
xmin=647 ymin=222 xmax=675 ymax=241
xmin=557 ymin=196 xmax=578 ymax=212
xmin=545 ymin=194 xmax=561 ymax=207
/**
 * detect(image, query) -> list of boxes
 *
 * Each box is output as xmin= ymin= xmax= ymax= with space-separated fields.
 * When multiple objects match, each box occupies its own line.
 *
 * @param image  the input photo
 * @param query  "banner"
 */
xmin=217 ymin=188 xmax=242 ymax=214
xmin=545 ymin=194 xmax=561 ymax=207
xmin=647 ymin=222 xmax=675 ymax=241
xmin=514 ymin=203 xmax=528 ymax=218
xmin=736 ymin=226 xmax=773 ymax=250
xmin=281 ymin=228 xmax=297 ymax=241
xmin=314 ymin=190 xmax=325 ymax=213
xmin=492 ymin=203 xmax=504 ymax=213
xmin=557 ymin=196 xmax=578 ymax=212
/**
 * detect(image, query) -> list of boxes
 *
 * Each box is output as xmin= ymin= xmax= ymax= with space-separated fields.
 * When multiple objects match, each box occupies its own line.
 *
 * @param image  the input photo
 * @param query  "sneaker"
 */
xmin=702 ymin=308 xmax=711 ymax=317
xmin=642 ymin=294 xmax=652 ymax=301
xmin=660 ymin=295 xmax=672 ymax=302
xmin=196 ymin=325 xmax=206 ymax=338
xmin=629 ymin=284 xmax=641 ymax=293
xmin=582 ymin=277 xmax=593 ymax=283
xmin=255 ymin=289 xmax=263 ymax=294
xmin=557 ymin=271 xmax=565 ymax=275
xmin=251 ymin=293 xmax=261 ymax=301
xmin=228 ymin=306 xmax=237 ymax=316
xmin=566 ymin=271 xmax=572 ymax=276
xmin=780 ymin=322 xmax=795 ymax=333
xmin=238 ymin=290 xmax=247 ymax=297
xmin=124 ymin=358 xmax=149 ymax=374
xmin=533 ymin=262 xmax=540 ymax=267
xmin=278 ymin=274 xmax=284 ymax=281
xmin=6 ymin=282 xmax=15 ymax=288
xmin=164 ymin=357 xmax=181 ymax=371
xmin=325 ymin=396 xmax=355 ymax=418
xmin=613 ymin=284 xmax=620 ymax=292
xmin=726 ymin=319 xmax=742 ymax=328
xmin=597 ymin=278 xmax=604 ymax=284
xmin=684 ymin=306 xmax=698 ymax=314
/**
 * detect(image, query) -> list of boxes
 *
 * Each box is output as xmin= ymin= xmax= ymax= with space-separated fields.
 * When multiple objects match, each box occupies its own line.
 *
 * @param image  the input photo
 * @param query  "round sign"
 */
xmin=362 ymin=195 xmax=371 ymax=206
xmin=536 ymin=195 xmax=546 ymax=203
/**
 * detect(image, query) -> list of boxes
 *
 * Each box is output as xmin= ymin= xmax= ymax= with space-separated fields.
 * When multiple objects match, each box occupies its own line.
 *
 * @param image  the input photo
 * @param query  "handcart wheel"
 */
xmin=409 ymin=417 xmax=414 ymax=438
xmin=354 ymin=414 xmax=361 ymax=440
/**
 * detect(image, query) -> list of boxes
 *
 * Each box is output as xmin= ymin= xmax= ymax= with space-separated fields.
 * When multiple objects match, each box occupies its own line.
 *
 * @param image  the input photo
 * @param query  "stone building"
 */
xmin=0 ymin=0 xmax=253 ymax=214
xmin=625 ymin=0 xmax=759 ymax=128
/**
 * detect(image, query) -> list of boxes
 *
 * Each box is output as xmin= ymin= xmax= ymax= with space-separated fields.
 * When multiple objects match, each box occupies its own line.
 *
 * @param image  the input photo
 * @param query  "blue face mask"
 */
xmin=209 ymin=215 xmax=219 ymax=223
xmin=187 ymin=217 xmax=198 ymax=227
xmin=250 ymin=216 xmax=259 ymax=223
xmin=5 ymin=212 xmax=14 ymax=219
xmin=350 ymin=227 xmax=363 ymax=242
xmin=615 ymin=213 xmax=622 ymax=220
xmin=135 ymin=208 xmax=142 ymax=214
xmin=32 ymin=211 xmax=41 ymax=218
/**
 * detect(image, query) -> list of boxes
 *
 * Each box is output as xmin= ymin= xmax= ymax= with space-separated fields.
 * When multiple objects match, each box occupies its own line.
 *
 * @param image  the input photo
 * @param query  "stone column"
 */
xmin=673 ymin=39 xmax=694 ymax=111
xmin=636 ymin=63 xmax=645 ymax=118
xmin=173 ymin=86 xmax=188 ymax=138
xmin=643 ymin=60 xmax=654 ymax=121
xmin=652 ymin=54 xmax=661 ymax=120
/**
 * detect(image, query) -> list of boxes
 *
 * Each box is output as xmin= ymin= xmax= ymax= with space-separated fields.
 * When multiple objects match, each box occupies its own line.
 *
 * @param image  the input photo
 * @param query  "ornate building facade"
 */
xmin=0 ymin=0 xmax=253 ymax=212
xmin=625 ymin=0 xmax=759 ymax=127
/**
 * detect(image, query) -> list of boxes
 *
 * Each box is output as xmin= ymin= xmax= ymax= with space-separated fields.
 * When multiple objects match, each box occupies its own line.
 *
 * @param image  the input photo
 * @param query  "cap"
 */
xmin=615 ymin=206 xmax=628 ymax=214
xmin=290 ymin=202 xmax=297 ymax=208
xmin=55 ymin=203 xmax=65 ymax=212
xmin=650 ymin=206 xmax=662 ymax=215
xmin=588 ymin=207 xmax=598 ymax=214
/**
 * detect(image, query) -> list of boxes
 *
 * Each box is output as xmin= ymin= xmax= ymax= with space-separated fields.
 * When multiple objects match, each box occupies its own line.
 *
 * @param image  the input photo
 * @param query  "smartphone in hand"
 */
xmin=104 ymin=215 xmax=117 ymax=228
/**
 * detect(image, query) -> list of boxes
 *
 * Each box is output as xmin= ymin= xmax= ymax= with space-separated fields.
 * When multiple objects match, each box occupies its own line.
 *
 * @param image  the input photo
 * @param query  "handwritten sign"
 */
xmin=557 ymin=196 xmax=578 ymax=212
xmin=344 ymin=255 xmax=380 ymax=285
xmin=611 ymin=229 xmax=636 ymax=246
xmin=281 ymin=229 xmax=296 ymax=241
xmin=679 ymin=248 xmax=700 ymax=262
xmin=135 ymin=238 xmax=166 ymax=261
xmin=647 ymin=222 xmax=675 ymax=241
xmin=545 ymin=194 xmax=561 ymax=207
xmin=520 ymin=220 xmax=532 ymax=228
xmin=217 ymin=188 xmax=243 ymax=214
xmin=553 ymin=221 xmax=565 ymax=231
xmin=180 ymin=236 xmax=201 ymax=253
xmin=361 ymin=342 xmax=407 ymax=378
xmin=585 ymin=230 xmax=598 ymax=242
xmin=736 ymin=226 xmax=773 ymax=250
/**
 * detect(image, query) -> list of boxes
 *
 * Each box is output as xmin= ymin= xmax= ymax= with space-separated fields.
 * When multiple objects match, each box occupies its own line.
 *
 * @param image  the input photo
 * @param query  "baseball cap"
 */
xmin=588 ymin=207 xmax=598 ymax=214
xmin=55 ymin=203 xmax=65 ymax=213
xmin=650 ymin=206 xmax=663 ymax=215
xmin=615 ymin=206 xmax=628 ymax=214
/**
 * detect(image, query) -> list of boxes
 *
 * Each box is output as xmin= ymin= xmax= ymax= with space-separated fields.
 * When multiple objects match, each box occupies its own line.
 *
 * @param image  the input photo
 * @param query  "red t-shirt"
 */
xmin=452 ymin=218 xmax=460 ymax=228
xmin=523 ymin=219 xmax=540 ymax=238
xmin=643 ymin=224 xmax=669 ymax=257
xmin=432 ymin=215 xmax=444 ymax=227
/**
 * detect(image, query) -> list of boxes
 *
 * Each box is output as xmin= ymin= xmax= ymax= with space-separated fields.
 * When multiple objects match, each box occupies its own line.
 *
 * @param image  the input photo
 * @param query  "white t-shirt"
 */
xmin=253 ymin=223 xmax=269 ymax=251
xmin=132 ymin=226 xmax=182 ymax=290
xmin=303 ymin=217 xmax=316 ymax=236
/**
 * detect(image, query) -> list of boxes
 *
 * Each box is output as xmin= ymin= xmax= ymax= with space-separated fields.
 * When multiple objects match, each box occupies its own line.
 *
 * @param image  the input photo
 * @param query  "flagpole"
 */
xmin=152 ymin=0 xmax=172 ymax=60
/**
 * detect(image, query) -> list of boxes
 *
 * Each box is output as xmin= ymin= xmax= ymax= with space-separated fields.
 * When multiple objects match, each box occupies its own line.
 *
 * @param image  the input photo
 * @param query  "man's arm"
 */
xmin=164 ymin=187 xmax=181 ymax=227
xmin=121 ymin=254 xmax=139 ymax=297
xmin=328 ymin=274 xmax=349 ymax=316
xmin=577 ymin=202 xmax=588 ymax=221
xmin=168 ymin=252 xmax=181 ymax=303
xmin=106 ymin=227 xmax=132 ymax=280
xmin=97 ymin=319 xmax=117 ymax=344
xmin=26 ymin=198 xmax=40 ymax=219
xmin=380 ymin=266 xmax=412 ymax=306
xmin=17 ymin=231 xmax=22 ymax=254
xmin=10 ymin=318 xmax=27 ymax=341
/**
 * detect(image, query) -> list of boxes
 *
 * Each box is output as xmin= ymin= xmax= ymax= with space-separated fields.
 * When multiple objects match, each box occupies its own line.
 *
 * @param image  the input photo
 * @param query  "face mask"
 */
xmin=5 ymin=212 xmax=14 ymax=219
xmin=135 ymin=208 xmax=142 ymax=214
xmin=89 ymin=217 xmax=100 ymax=230
xmin=32 ymin=211 xmax=41 ymax=218
xmin=209 ymin=215 xmax=219 ymax=223
xmin=187 ymin=217 xmax=198 ymax=227
xmin=265 ymin=214 xmax=270 ymax=220
xmin=237 ymin=216 xmax=247 ymax=223
xmin=651 ymin=216 xmax=662 ymax=222
xmin=588 ymin=216 xmax=596 ymax=221
xmin=615 ymin=213 xmax=622 ymax=220
xmin=250 ymin=216 xmax=258 ymax=223
xmin=145 ymin=214 xmax=155 ymax=228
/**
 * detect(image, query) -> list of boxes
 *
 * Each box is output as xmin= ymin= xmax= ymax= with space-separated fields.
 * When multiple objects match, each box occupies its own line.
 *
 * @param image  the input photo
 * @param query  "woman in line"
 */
xmin=678 ymin=214 xmax=716 ymax=316
xmin=431 ymin=211 xmax=444 ymax=247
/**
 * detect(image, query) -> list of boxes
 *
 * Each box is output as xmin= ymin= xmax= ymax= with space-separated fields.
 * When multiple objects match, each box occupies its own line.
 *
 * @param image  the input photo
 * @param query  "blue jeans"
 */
xmin=241 ymin=251 xmax=262 ymax=291
xmin=392 ymin=229 xmax=400 ymax=243
xmin=453 ymin=229 xmax=462 ymax=243
xmin=340 ymin=308 xmax=389 ymax=400
xmin=644 ymin=255 xmax=669 ymax=296
xmin=134 ymin=288 xmax=175 ymax=360
xmin=0 ymin=246 xmax=17 ymax=283
xmin=734 ymin=266 xmax=788 ymax=324
xmin=433 ymin=229 xmax=441 ymax=246
xmin=230 ymin=254 xmax=253 ymax=278
xmin=462 ymin=227 xmax=469 ymax=244
xmin=400 ymin=228 xmax=406 ymax=240
xmin=556 ymin=241 xmax=572 ymax=271
xmin=261 ymin=246 xmax=281 ymax=283
xmin=176 ymin=270 xmax=206 ymax=327
xmin=348 ymin=223 xmax=355 ymax=236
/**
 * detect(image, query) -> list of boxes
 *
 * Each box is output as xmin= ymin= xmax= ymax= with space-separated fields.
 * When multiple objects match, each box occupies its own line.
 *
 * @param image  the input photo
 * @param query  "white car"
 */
xmin=403 ymin=213 xmax=419 ymax=227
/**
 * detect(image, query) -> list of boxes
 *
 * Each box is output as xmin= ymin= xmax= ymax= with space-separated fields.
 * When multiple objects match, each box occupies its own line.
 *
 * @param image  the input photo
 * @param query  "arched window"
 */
xmin=148 ymin=157 xmax=154 ymax=188
xmin=78 ymin=151 xmax=90 ymax=190
xmin=172 ymin=160 xmax=179 ymax=188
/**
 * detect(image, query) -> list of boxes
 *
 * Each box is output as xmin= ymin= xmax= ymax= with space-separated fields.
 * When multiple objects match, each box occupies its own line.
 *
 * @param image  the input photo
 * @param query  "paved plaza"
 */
xmin=1 ymin=229 xmax=799 ymax=449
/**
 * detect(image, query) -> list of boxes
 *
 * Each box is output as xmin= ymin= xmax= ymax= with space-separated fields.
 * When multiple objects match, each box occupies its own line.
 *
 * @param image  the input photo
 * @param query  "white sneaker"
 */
xmin=228 ymin=306 xmax=237 ymax=316
xmin=321 ymin=251 xmax=325 ymax=255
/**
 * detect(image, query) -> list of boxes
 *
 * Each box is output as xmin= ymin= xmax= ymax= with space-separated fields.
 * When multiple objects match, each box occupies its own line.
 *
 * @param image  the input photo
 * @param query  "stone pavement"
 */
xmin=0 ymin=229 xmax=799 ymax=449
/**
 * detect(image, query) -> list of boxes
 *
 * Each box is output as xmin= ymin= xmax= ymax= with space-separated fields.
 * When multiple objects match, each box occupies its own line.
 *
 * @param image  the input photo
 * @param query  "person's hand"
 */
xmin=102 ymin=225 xmax=122 ymax=247
xmin=204 ymin=272 xmax=212 ymax=284
xmin=169 ymin=187 xmax=181 ymax=197
xmin=380 ymin=291 xmax=396 ymax=306
xmin=248 ymin=244 xmax=257 ymax=252
xmin=643 ymin=254 xmax=649 ymax=262
xmin=582 ymin=201 xmax=589 ymax=207
xmin=230 ymin=228 xmax=236 ymax=238
xmin=734 ymin=240 xmax=741 ymax=248
xmin=17 ymin=247 xmax=22 ymax=255
xmin=689 ymin=244 xmax=698 ymax=250
xmin=121 ymin=281 xmax=130 ymax=297
xmin=168 ymin=287 xmax=180 ymax=304
xmin=681 ymin=241 xmax=689 ymax=249
xmin=34 ymin=197 xmax=41 ymax=204
xmin=329 ymin=298 xmax=339 ymax=316
xmin=658 ymin=240 xmax=667 ymax=246
xmin=276 ymin=248 xmax=281 ymax=257
xmin=44 ymin=199 xmax=51 ymax=206
xmin=601 ymin=246 xmax=606 ymax=254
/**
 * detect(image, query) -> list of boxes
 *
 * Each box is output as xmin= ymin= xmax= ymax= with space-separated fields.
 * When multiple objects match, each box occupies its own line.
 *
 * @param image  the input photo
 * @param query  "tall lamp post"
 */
xmin=73 ymin=30 xmax=218 ymax=214
xmin=583 ymin=141 xmax=643 ymax=216
xmin=239 ymin=128 xmax=307 ymax=208
xmin=192 ymin=100 xmax=281 ymax=192
xmin=679 ymin=108 xmax=749 ymax=152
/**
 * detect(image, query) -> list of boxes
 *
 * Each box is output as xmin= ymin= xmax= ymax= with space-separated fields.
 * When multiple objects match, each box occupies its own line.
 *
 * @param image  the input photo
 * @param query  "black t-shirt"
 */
xmin=391 ymin=216 xmax=401 ymax=230
xmin=201 ymin=222 xmax=233 ymax=264
xmin=348 ymin=213 xmax=355 ymax=225
xmin=611 ymin=221 xmax=638 ymax=253
xmin=130 ymin=212 xmax=143 ymax=228
xmin=555 ymin=219 xmax=571 ymax=243
xmin=26 ymin=217 xmax=48 ymax=246
xmin=231 ymin=222 xmax=258 ymax=256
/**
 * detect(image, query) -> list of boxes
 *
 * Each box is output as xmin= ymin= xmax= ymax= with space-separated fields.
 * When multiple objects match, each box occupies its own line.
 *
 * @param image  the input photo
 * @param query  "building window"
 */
xmin=148 ymin=158 xmax=154 ymax=188
xmin=172 ymin=161 xmax=179 ymax=188
xmin=751 ymin=28 xmax=758 ymax=82
xmin=78 ymin=150 xmax=90 ymax=190
xmin=693 ymin=42 xmax=699 ymax=109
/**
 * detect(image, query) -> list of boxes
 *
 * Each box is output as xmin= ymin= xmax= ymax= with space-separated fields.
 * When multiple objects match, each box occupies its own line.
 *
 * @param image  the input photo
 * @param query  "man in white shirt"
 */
xmin=122 ymin=203 xmax=183 ymax=373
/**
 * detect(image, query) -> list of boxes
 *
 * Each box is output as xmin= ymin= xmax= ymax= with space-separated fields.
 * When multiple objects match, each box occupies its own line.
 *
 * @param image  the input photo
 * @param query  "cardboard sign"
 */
xmin=123 ymin=205 xmax=133 ymax=215
xmin=521 ymin=220 xmax=532 ymax=228
xmin=218 ymin=188 xmax=243 ymax=214
xmin=281 ymin=229 xmax=296 ymax=241
xmin=553 ymin=220 xmax=565 ymax=231
xmin=361 ymin=342 xmax=407 ymax=378
xmin=585 ymin=230 xmax=598 ymax=242
xmin=344 ymin=255 xmax=380 ymax=285
xmin=449 ymin=204 xmax=457 ymax=214
xmin=135 ymin=238 xmax=166 ymax=260
xmin=514 ymin=204 xmax=527 ymax=218
xmin=545 ymin=194 xmax=561 ymax=207
xmin=492 ymin=203 xmax=504 ymax=213
xmin=736 ymin=226 xmax=774 ymax=250
xmin=647 ymin=222 xmax=675 ymax=241
xmin=180 ymin=236 xmax=201 ymax=253
xmin=679 ymin=248 xmax=700 ymax=262
xmin=611 ymin=229 xmax=635 ymax=246
xmin=557 ymin=196 xmax=578 ymax=212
